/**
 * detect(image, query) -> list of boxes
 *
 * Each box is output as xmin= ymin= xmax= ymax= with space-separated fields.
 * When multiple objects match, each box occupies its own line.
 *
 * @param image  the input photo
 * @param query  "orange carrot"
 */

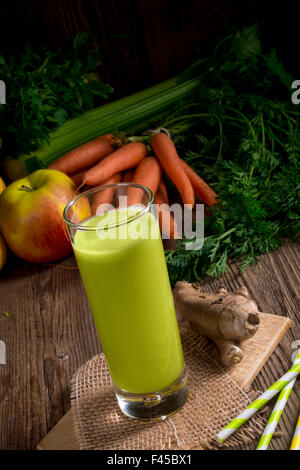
xmin=151 ymin=132 xmax=195 ymax=207
xmin=91 ymin=173 xmax=122 ymax=215
xmin=155 ymin=183 xmax=179 ymax=239
xmin=180 ymin=159 xmax=218 ymax=207
xmin=157 ymin=179 xmax=169 ymax=204
xmin=127 ymin=157 xmax=162 ymax=205
xmin=122 ymin=169 xmax=134 ymax=183
xmin=84 ymin=142 xmax=147 ymax=186
xmin=48 ymin=134 xmax=116 ymax=174
xmin=70 ymin=169 xmax=86 ymax=187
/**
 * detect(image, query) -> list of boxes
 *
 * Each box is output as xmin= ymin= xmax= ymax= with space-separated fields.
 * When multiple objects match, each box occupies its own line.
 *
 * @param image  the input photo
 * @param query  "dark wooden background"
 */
xmin=0 ymin=0 xmax=297 ymax=98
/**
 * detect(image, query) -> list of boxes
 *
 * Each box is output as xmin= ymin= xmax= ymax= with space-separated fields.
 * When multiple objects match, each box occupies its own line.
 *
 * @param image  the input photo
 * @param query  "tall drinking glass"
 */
xmin=63 ymin=183 xmax=188 ymax=421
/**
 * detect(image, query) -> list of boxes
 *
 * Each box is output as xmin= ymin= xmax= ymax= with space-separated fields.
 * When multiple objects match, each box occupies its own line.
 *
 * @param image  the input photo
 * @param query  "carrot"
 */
xmin=151 ymin=132 xmax=195 ymax=207
xmin=122 ymin=169 xmax=134 ymax=183
xmin=48 ymin=134 xmax=116 ymax=175
xmin=157 ymin=179 xmax=169 ymax=204
xmin=180 ymin=159 xmax=218 ymax=207
xmin=84 ymin=142 xmax=147 ymax=186
xmin=127 ymin=157 xmax=162 ymax=206
xmin=91 ymin=173 xmax=122 ymax=215
xmin=155 ymin=182 xmax=179 ymax=239
xmin=70 ymin=169 xmax=86 ymax=187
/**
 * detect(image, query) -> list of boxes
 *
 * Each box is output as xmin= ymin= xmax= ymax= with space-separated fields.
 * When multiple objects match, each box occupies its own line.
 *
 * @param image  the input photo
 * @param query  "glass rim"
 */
xmin=63 ymin=182 xmax=154 ymax=231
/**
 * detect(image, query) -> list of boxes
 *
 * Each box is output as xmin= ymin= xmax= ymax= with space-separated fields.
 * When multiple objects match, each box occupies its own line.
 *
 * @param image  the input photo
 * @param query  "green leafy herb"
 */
xmin=161 ymin=25 xmax=300 ymax=284
xmin=0 ymin=33 xmax=113 ymax=159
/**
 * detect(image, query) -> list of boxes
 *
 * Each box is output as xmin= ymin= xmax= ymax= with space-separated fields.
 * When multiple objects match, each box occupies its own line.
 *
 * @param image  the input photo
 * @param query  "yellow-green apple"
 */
xmin=0 ymin=169 xmax=90 ymax=263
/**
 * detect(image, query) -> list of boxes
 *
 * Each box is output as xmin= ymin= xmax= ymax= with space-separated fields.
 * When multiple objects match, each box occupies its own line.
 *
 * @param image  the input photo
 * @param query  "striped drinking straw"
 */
xmin=256 ymin=350 xmax=300 ymax=450
xmin=290 ymin=415 xmax=300 ymax=450
xmin=216 ymin=349 xmax=300 ymax=444
xmin=256 ymin=377 xmax=297 ymax=450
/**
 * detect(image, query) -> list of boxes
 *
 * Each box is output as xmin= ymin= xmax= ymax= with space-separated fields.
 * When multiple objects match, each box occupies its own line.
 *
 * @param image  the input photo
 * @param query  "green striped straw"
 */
xmin=256 ymin=377 xmax=298 ymax=450
xmin=290 ymin=414 xmax=300 ymax=450
xmin=257 ymin=349 xmax=300 ymax=450
xmin=216 ymin=349 xmax=300 ymax=444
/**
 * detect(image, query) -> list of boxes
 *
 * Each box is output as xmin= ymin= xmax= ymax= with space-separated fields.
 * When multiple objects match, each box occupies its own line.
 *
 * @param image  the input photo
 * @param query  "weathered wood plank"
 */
xmin=196 ymin=240 xmax=300 ymax=450
xmin=0 ymin=240 xmax=299 ymax=449
xmin=35 ymin=313 xmax=292 ymax=450
xmin=0 ymin=254 xmax=100 ymax=450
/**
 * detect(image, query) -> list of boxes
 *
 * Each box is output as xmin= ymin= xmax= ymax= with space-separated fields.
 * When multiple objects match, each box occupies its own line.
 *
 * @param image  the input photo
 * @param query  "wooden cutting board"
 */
xmin=37 ymin=312 xmax=291 ymax=450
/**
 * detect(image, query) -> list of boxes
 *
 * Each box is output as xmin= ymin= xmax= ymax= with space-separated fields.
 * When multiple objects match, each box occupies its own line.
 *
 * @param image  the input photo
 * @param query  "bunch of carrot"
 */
xmin=49 ymin=131 xmax=218 ymax=238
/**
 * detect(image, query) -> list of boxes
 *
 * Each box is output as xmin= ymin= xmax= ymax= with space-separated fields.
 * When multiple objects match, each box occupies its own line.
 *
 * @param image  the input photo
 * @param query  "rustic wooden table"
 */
xmin=0 ymin=240 xmax=299 ymax=450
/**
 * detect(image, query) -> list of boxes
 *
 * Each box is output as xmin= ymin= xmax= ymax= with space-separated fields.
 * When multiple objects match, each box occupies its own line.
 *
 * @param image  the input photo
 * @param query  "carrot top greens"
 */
xmin=163 ymin=25 xmax=300 ymax=283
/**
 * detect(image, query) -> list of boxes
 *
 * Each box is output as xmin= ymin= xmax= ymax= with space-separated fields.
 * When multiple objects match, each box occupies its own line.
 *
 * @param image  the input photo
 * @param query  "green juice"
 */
xmin=73 ymin=208 xmax=184 ymax=394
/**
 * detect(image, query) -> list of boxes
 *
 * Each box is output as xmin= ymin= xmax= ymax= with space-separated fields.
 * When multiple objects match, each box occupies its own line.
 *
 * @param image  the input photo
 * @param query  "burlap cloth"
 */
xmin=70 ymin=325 xmax=267 ymax=450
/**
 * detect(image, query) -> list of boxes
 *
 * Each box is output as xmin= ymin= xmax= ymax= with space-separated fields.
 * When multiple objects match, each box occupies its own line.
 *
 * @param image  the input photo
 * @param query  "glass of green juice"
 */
xmin=63 ymin=183 xmax=188 ymax=421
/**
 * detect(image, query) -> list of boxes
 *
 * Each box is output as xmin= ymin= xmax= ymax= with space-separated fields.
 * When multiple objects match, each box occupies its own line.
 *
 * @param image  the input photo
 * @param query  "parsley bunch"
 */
xmin=0 ymin=33 xmax=113 ymax=158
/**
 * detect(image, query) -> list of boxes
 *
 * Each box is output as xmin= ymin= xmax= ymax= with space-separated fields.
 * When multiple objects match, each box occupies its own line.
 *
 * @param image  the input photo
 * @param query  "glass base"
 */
xmin=115 ymin=368 xmax=188 ymax=422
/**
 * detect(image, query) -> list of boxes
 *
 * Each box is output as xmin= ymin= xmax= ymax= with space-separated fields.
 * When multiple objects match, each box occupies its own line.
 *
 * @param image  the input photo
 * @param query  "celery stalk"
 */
xmin=18 ymin=75 xmax=200 ymax=173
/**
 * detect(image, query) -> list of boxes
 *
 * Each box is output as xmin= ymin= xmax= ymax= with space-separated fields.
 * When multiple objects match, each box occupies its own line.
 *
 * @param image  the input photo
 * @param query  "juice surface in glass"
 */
xmin=73 ymin=207 xmax=184 ymax=394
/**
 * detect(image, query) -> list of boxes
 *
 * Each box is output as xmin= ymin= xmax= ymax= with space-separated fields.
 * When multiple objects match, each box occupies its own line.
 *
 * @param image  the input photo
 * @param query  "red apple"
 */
xmin=0 ymin=169 xmax=90 ymax=263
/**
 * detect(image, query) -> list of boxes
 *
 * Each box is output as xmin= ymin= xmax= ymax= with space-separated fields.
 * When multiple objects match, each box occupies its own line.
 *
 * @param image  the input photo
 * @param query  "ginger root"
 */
xmin=173 ymin=282 xmax=261 ymax=367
